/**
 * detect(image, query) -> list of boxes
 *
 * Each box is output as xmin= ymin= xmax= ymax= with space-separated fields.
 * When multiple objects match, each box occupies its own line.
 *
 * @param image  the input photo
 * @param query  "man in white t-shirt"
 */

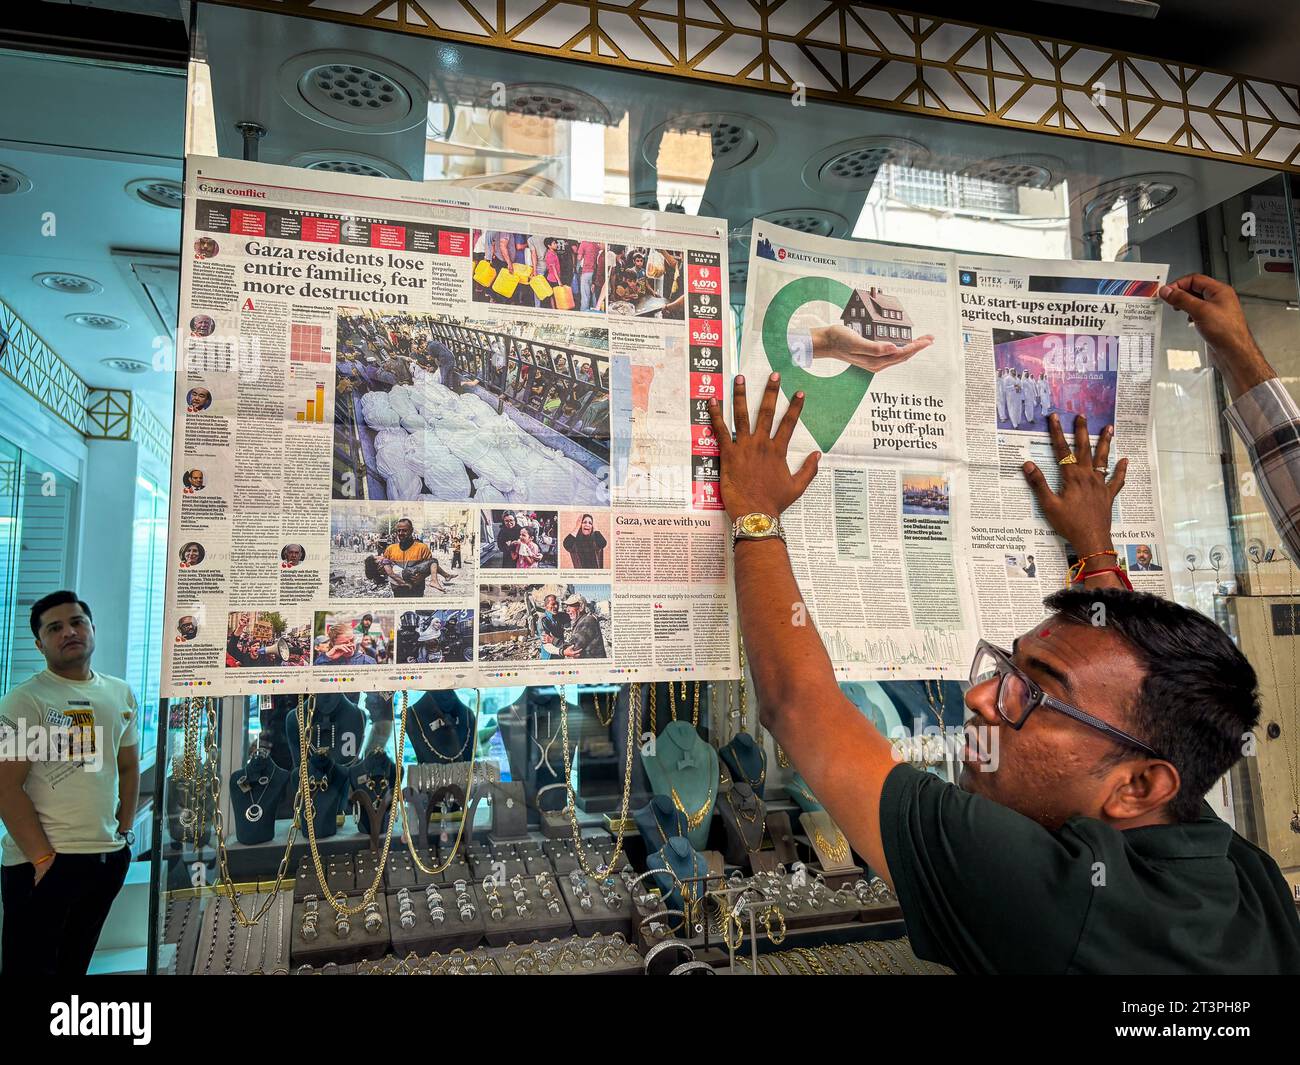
xmin=0 ymin=591 xmax=139 ymax=975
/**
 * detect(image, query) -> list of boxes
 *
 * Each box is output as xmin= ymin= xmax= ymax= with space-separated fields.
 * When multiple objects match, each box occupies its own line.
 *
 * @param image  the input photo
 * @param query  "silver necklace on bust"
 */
xmin=240 ymin=768 xmax=275 ymax=823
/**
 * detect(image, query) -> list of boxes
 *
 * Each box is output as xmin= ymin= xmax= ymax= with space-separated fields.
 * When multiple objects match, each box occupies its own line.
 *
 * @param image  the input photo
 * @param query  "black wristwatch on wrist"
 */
xmin=117 ymin=828 xmax=136 ymax=847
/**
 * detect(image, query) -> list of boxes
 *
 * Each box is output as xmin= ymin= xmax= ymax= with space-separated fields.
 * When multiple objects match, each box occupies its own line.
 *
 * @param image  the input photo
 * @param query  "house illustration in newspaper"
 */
xmin=841 ymin=286 xmax=914 ymax=342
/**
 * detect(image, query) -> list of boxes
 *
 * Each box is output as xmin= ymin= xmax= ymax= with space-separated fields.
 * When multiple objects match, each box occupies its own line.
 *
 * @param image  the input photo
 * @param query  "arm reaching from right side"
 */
xmin=1161 ymin=274 xmax=1300 ymax=563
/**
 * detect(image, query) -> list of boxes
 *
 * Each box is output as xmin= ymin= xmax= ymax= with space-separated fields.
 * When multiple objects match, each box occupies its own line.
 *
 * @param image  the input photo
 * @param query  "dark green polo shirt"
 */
xmin=880 ymin=763 xmax=1300 ymax=974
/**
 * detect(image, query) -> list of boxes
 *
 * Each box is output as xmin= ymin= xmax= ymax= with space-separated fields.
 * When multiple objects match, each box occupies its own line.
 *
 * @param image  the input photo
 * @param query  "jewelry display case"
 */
xmin=149 ymin=676 xmax=941 ymax=974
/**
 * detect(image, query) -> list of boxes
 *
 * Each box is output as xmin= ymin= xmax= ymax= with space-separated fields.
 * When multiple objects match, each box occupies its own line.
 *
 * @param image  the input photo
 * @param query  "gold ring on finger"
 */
xmin=1058 ymin=454 xmax=1077 ymax=466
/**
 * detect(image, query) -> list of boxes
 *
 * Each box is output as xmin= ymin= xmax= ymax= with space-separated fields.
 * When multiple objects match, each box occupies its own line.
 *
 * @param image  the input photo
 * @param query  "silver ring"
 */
xmin=1094 ymin=466 xmax=1108 ymax=474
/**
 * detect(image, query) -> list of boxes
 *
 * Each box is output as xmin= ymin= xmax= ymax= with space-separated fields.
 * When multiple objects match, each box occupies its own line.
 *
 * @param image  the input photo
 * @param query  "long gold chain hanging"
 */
xmin=208 ymin=696 xmax=304 ymax=927
xmin=593 ymin=688 xmax=615 ymax=728
xmin=648 ymin=683 xmax=657 ymax=738
xmin=690 ymin=681 xmax=700 ymax=729
xmin=397 ymin=688 xmax=481 ymax=875
xmin=668 ymin=680 xmax=678 ymax=722
xmin=561 ymin=684 xmax=640 ymax=879
xmin=298 ymin=694 xmax=399 ymax=916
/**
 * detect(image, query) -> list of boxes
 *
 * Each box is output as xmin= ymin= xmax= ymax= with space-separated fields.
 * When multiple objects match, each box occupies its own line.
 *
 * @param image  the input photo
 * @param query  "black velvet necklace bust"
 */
xmin=348 ymin=749 xmax=397 ymax=845
xmin=228 ymin=750 xmax=289 ymax=844
xmin=406 ymin=690 xmax=472 ymax=763
xmin=286 ymin=694 xmax=365 ymax=767
xmin=298 ymin=751 xmax=348 ymax=838
xmin=718 ymin=733 xmax=766 ymax=799
xmin=716 ymin=779 xmax=767 ymax=865
xmin=648 ymin=835 xmax=707 ymax=916
xmin=633 ymin=795 xmax=688 ymax=851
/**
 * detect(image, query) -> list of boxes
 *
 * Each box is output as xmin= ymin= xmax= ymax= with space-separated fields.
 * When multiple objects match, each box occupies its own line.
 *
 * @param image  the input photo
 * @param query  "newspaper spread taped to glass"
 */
xmin=740 ymin=223 xmax=1173 ymax=680
xmin=162 ymin=157 xmax=738 ymax=697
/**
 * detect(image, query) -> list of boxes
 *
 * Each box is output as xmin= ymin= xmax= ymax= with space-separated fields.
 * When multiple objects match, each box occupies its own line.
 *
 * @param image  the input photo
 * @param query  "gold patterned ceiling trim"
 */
xmin=0 ymin=297 xmax=171 ymax=461
xmin=206 ymin=0 xmax=1300 ymax=173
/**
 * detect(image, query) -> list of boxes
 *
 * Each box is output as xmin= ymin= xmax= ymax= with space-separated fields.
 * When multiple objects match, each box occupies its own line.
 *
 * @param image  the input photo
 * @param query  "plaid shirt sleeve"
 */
xmin=1223 ymin=377 xmax=1300 ymax=562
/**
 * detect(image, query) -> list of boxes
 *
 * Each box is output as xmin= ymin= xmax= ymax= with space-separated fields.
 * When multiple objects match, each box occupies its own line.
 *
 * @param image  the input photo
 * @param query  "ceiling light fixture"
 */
xmin=67 ymin=313 xmax=128 ymax=331
xmin=34 ymin=272 xmax=103 ymax=295
xmin=1035 ymin=0 xmax=1159 ymax=16
xmin=100 ymin=357 xmax=151 ymax=374
xmin=126 ymin=178 xmax=184 ymax=210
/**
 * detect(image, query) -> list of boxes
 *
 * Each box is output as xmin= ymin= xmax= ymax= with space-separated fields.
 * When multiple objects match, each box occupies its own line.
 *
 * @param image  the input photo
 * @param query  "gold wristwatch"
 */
xmin=732 ymin=512 xmax=784 ymax=547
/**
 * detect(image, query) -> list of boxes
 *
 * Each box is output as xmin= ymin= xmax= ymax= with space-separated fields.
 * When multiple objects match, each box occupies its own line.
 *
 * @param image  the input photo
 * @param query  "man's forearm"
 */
xmin=734 ymin=539 xmax=840 ymax=723
xmin=117 ymin=766 xmax=140 ymax=831
xmin=0 ymin=785 xmax=53 ymax=862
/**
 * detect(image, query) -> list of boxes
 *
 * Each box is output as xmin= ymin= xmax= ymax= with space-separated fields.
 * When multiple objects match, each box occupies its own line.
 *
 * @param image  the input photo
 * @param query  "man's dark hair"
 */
xmin=1042 ymin=587 xmax=1259 ymax=822
xmin=30 ymin=590 xmax=93 ymax=638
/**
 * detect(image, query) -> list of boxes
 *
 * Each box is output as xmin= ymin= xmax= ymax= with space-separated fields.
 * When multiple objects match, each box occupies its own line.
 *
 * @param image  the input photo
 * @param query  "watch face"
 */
xmin=740 ymin=513 xmax=775 ymax=535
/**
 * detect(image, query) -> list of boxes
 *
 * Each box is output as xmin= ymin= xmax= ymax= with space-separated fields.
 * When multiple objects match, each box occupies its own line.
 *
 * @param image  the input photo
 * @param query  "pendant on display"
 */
xmin=1291 ymin=810 xmax=1300 ymax=834
xmin=179 ymin=808 xmax=196 ymax=828
xmin=246 ymin=804 xmax=263 ymax=823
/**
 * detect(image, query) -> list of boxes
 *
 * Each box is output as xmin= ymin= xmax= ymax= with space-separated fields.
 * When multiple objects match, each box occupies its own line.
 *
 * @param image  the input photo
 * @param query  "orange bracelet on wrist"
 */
xmin=33 ymin=852 xmax=54 ymax=867
xmin=1070 ymin=565 xmax=1133 ymax=591
xmin=1067 ymin=549 xmax=1118 ymax=583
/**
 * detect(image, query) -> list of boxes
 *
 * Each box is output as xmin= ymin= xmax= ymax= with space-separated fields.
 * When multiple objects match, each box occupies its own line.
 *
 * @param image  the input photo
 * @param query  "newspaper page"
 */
xmin=739 ymin=222 xmax=1172 ymax=680
xmin=161 ymin=156 xmax=737 ymax=697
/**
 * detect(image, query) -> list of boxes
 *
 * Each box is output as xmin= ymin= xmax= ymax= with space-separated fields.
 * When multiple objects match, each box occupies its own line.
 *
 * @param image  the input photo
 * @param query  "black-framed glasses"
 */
xmin=969 ymin=640 xmax=1167 ymax=762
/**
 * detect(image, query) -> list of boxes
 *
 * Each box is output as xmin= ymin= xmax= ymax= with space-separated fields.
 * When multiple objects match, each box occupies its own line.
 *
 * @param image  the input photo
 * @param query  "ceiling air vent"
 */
xmin=959 ymin=154 xmax=1065 ymax=190
xmin=100 ymin=357 xmax=150 ymax=374
xmin=34 ymin=272 xmax=102 ymax=295
xmin=0 ymin=164 xmax=33 ymax=195
xmin=803 ymin=137 xmax=929 ymax=193
xmin=288 ymin=150 xmax=410 ymax=180
xmin=67 ymin=313 xmax=128 ymax=331
xmin=277 ymin=51 xmax=425 ymax=134
xmin=126 ymin=178 xmax=184 ymax=210
xmin=756 ymin=207 xmax=849 ymax=238
xmin=642 ymin=112 xmax=776 ymax=174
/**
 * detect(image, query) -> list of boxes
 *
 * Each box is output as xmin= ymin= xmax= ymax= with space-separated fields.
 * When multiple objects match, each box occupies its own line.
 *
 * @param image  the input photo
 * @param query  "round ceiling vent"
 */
xmin=277 ymin=51 xmax=425 ymax=134
xmin=100 ymin=357 xmax=150 ymax=374
xmin=1078 ymin=172 xmax=1187 ymax=222
xmin=34 ymin=272 xmax=102 ymax=295
xmin=126 ymin=177 xmax=183 ymax=209
xmin=642 ymin=112 xmax=776 ymax=173
xmin=0 ymin=164 xmax=33 ymax=195
xmin=958 ymin=153 xmax=1065 ymax=190
xmin=756 ymin=207 xmax=850 ymax=238
xmin=67 ymin=313 xmax=128 ymax=331
xmin=493 ymin=83 xmax=612 ymax=125
xmin=288 ymin=150 xmax=410 ymax=180
xmin=802 ymin=137 xmax=929 ymax=193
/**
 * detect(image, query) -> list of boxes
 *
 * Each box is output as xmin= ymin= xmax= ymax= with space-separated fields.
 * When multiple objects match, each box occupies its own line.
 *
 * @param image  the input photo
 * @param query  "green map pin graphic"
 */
xmin=761 ymin=275 xmax=869 ymax=452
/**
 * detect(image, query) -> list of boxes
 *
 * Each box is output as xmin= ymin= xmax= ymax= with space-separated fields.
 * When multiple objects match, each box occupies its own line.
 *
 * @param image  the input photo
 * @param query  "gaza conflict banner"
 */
xmin=161 ymin=156 xmax=738 ymax=697
xmin=740 ymin=222 xmax=1172 ymax=681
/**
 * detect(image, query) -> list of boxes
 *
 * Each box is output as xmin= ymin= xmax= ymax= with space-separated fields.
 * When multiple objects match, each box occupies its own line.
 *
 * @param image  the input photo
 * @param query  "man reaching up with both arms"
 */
xmin=707 ymin=273 xmax=1300 ymax=974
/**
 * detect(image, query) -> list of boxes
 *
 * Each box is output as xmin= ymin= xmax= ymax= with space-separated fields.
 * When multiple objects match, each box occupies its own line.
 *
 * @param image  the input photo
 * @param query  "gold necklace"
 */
xmin=593 ymin=689 xmax=615 ymax=727
xmin=395 ymin=689 xmax=480 ymax=875
xmin=648 ymin=683 xmax=657 ymax=737
xmin=690 ymin=682 xmax=699 ymax=728
xmin=813 ymin=824 xmax=849 ymax=866
xmin=670 ymin=783 xmax=712 ymax=832
xmin=299 ymin=695 xmax=398 ymax=915
xmin=924 ymin=679 xmax=947 ymax=731
xmin=206 ymin=697 xmax=302 ymax=927
xmin=561 ymin=684 xmax=640 ymax=877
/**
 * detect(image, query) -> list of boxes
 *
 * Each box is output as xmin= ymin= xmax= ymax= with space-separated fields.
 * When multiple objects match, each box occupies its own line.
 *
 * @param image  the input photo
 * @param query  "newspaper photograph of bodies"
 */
xmin=161 ymin=156 xmax=737 ymax=697
xmin=740 ymin=222 xmax=1172 ymax=681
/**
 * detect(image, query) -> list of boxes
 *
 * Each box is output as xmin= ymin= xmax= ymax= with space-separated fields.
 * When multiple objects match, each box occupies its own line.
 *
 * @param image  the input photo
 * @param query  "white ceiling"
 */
xmin=0 ymin=50 xmax=185 ymax=419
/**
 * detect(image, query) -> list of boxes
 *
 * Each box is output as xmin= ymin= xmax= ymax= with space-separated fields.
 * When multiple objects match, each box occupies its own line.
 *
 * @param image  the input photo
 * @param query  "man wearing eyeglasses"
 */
xmin=708 ymin=278 xmax=1300 ymax=973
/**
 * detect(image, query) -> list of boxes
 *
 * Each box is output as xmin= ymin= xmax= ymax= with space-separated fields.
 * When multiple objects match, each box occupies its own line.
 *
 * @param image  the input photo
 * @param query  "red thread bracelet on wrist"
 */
xmin=1070 ymin=566 xmax=1133 ymax=591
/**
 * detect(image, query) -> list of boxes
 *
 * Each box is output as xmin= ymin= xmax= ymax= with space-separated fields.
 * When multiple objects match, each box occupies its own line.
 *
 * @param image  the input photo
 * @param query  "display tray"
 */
xmin=491 ymin=934 xmax=641 ymax=975
xmin=432 ymin=855 xmax=474 ymax=887
xmin=385 ymin=852 xmax=420 ymax=890
xmin=557 ymin=873 xmax=635 ymax=938
xmin=386 ymin=882 xmax=487 ymax=954
xmin=479 ymin=874 xmax=574 ymax=947
xmin=353 ymin=850 xmax=388 ymax=894
xmin=468 ymin=853 xmax=529 ymax=882
xmin=802 ymin=861 xmax=864 ymax=891
xmin=289 ymin=893 xmax=391 ymax=968
xmin=357 ymin=947 xmax=501 ymax=975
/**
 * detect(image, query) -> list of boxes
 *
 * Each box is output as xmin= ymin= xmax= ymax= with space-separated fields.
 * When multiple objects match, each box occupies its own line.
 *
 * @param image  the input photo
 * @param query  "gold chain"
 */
xmin=670 ymin=783 xmax=712 ymax=832
xmin=396 ymin=689 xmax=481 ymax=875
xmin=298 ymin=695 xmax=397 ymax=915
xmin=204 ymin=697 xmax=302 ymax=927
xmin=648 ymin=683 xmax=657 ymax=737
xmin=691 ymin=682 xmax=700 ymax=729
xmin=924 ymin=679 xmax=947 ymax=731
xmin=561 ymin=684 xmax=640 ymax=877
xmin=593 ymin=689 xmax=615 ymax=728
xmin=668 ymin=681 xmax=678 ymax=721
